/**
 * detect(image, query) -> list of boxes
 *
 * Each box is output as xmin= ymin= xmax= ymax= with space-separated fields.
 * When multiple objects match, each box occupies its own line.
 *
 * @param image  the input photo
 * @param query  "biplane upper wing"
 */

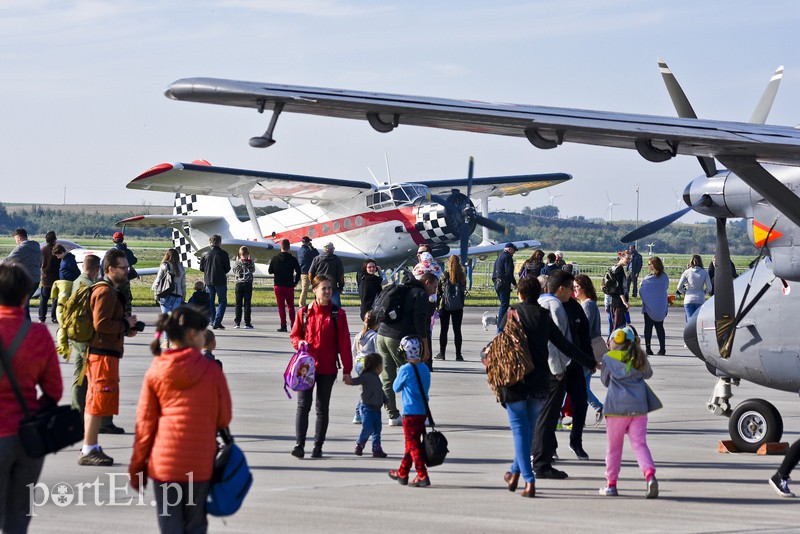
xmin=128 ymin=162 xmax=375 ymax=203
xmin=165 ymin=77 xmax=800 ymax=165
xmin=420 ymin=173 xmax=571 ymax=198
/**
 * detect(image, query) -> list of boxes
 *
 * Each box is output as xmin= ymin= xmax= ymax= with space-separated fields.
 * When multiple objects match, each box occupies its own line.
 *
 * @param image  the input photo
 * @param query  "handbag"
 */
xmin=207 ymin=427 xmax=253 ymax=517
xmin=0 ymin=321 xmax=83 ymax=458
xmin=591 ymin=336 xmax=608 ymax=363
xmin=411 ymin=364 xmax=449 ymax=468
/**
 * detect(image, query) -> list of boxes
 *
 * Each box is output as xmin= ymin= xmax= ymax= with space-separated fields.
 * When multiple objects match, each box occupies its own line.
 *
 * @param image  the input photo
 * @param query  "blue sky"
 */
xmin=2 ymin=0 xmax=799 ymax=224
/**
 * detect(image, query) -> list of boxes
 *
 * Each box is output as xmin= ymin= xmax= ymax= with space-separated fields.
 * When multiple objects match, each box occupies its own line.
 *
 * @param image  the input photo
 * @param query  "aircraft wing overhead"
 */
xmin=420 ymin=173 xmax=571 ymax=198
xmin=128 ymin=162 xmax=375 ymax=202
xmin=436 ymin=240 xmax=540 ymax=260
xmin=166 ymin=78 xmax=800 ymax=166
xmin=115 ymin=214 xmax=223 ymax=228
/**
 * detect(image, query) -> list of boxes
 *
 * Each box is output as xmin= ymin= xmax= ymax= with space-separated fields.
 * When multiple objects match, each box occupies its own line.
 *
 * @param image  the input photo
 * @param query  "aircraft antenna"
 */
xmin=384 ymin=153 xmax=392 ymax=185
xmin=366 ymin=167 xmax=381 ymax=186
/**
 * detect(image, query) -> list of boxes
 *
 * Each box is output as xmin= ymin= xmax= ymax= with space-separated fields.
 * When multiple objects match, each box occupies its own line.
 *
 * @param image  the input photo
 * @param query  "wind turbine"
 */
xmin=604 ymin=190 xmax=621 ymax=221
xmin=646 ymin=242 xmax=655 ymax=256
xmin=672 ymin=188 xmax=684 ymax=210
xmin=546 ymin=188 xmax=563 ymax=206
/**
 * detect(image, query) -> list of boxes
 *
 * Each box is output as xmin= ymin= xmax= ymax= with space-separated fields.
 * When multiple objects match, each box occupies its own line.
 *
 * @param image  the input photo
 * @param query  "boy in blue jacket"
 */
xmin=388 ymin=336 xmax=431 ymax=487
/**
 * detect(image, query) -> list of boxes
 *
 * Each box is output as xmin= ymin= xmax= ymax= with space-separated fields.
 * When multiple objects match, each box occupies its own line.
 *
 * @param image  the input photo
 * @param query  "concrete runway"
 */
xmin=27 ymin=305 xmax=799 ymax=533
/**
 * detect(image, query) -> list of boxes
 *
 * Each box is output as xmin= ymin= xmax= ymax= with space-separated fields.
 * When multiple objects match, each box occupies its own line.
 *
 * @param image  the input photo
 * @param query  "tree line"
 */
xmin=0 ymin=204 xmax=171 ymax=238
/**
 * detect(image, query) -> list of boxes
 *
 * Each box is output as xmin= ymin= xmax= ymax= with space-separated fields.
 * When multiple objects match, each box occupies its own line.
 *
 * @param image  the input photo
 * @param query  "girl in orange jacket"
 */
xmin=290 ymin=275 xmax=353 ymax=459
xmin=129 ymin=306 xmax=232 ymax=533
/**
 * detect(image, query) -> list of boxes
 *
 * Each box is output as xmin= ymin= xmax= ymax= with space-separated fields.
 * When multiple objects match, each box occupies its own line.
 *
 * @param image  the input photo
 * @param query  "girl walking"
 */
xmin=348 ymin=352 xmax=388 ymax=458
xmin=676 ymin=254 xmax=712 ymax=321
xmin=233 ymin=246 xmax=255 ymax=329
xmin=129 ymin=305 xmax=232 ymax=533
xmin=290 ymin=275 xmax=353 ymax=459
xmin=599 ymin=325 xmax=660 ymax=498
xmin=153 ymin=249 xmax=186 ymax=314
xmin=352 ymin=311 xmax=379 ymax=424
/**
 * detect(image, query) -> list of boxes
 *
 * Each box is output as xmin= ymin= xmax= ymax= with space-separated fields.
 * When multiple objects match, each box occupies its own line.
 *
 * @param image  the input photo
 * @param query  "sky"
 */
xmin=2 ymin=0 xmax=799 ymax=224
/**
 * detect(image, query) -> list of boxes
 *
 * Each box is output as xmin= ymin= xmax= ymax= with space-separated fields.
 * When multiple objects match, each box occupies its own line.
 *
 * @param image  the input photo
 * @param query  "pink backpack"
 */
xmin=283 ymin=342 xmax=316 ymax=399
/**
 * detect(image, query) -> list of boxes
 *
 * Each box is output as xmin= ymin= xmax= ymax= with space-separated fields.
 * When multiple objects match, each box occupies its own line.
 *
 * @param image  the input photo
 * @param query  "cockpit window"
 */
xmin=366 ymin=184 xmax=430 ymax=209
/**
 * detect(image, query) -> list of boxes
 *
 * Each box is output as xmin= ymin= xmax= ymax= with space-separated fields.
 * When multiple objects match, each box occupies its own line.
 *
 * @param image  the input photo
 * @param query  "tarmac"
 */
xmin=27 ymin=305 xmax=799 ymax=533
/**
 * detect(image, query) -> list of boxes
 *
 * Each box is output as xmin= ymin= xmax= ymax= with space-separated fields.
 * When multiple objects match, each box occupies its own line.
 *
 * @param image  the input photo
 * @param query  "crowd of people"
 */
xmin=2 ymin=227 xmax=797 ymax=534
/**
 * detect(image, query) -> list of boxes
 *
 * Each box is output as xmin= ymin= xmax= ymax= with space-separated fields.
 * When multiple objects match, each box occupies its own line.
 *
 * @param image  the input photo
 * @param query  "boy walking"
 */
xmin=388 ymin=337 xmax=432 ymax=487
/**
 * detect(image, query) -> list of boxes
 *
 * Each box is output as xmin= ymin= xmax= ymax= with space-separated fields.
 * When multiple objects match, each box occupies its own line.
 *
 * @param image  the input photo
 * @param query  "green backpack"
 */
xmin=60 ymin=281 xmax=109 ymax=343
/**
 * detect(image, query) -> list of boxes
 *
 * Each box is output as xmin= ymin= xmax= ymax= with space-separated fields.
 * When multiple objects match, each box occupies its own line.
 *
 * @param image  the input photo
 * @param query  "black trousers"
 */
xmin=532 ymin=374 xmax=566 ymax=472
xmin=643 ymin=312 xmax=666 ymax=351
xmin=438 ymin=308 xmax=463 ymax=357
xmin=565 ymin=361 xmax=589 ymax=449
xmin=38 ymin=286 xmax=56 ymax=322
xmin=234 ymin=282 xmax=253 ymax=326
xmin=295 ymin=374 xmax=336 ymax=448
xmin=778 ymin=439 xmax=800 ymax=478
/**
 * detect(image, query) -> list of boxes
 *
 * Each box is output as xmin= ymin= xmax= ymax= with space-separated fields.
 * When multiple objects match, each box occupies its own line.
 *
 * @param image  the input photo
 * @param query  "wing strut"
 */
xmin=250 ymin=101 xmax=284 ymax=148
xmin=242 ymin=191 xmax=266 ymax=241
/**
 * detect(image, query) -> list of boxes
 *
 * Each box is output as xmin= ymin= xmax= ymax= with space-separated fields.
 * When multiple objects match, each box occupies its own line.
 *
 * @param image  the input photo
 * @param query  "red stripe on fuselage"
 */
xmin=270 ymin=207 xmax=424 ymax=245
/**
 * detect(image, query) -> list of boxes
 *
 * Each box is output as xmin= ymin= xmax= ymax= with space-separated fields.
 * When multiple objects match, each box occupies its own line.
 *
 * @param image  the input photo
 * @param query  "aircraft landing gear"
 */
xmin=727 ymin=399 xmax=783 ymax=453
xmin=706 ymin=377 xmax=737 ymax=417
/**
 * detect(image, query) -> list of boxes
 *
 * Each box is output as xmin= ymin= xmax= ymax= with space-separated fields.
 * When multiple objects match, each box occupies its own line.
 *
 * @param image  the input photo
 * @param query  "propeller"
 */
xmin=620 ymin=195 xmax=710 ymax=243
xmin=428 ymin=157 xmax=507 ymax=266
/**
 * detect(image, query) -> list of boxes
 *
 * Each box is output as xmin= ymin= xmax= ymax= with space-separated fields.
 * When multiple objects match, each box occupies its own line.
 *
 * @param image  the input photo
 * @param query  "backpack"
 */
xmin=371 ymin=280 xmax=422 ymax=324
xmin=60 ymin=281 xmax=110 ymax=343
xmin=283 ymin=343 xmax=316 ymax=399
xmin=518 ymin=264 xmax=530 ymax=280
xmin=441 ymin=276 xmax=465 ymax=311
xmin=484 ymin=309 xmax=534 ymax=400
xmin=601 ymin=267 xmax=620 ymax=296
xmin=207 ymin=428 xmax=253 ymax=517
xmin=152 ymin=262 xmax=175 ymax=300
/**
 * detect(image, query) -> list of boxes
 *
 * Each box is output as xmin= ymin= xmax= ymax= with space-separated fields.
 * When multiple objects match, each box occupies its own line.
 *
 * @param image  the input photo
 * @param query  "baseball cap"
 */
xmin=301 ymin=236 xmax=311 ymax=244
xmin=323 ymin=242 xmax=334 ymax=251
xmin=505 ymin=242 xmax=518 ymax=251
xmin=113 ymin=231 xmax=124 ymax=241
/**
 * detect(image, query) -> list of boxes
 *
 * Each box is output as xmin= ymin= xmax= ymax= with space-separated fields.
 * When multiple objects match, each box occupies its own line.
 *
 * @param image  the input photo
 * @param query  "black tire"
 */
xmin=728 ymin=399 xmax=783 ymax=453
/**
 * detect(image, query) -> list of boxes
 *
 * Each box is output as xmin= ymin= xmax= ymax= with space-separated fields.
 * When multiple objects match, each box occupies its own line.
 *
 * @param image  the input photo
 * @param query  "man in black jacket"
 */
xmin=492 ymin=243 xmax=517 ymax=332
xmin=269 ymin=239 xmax=302 ymax=332
xmin=561 ymin=285 xmax=594 ymax=460
xmin=297 ymin=236 xmax=318 ymax=307
xmin=199 ymin=234 xmax=231 ymax=329
xmin=309 ymin=242 xmax=345 ymax=307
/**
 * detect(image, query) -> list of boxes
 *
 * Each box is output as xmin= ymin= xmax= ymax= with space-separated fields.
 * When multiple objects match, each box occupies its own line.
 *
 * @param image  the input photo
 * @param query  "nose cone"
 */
xmin=682 ymin=182 xmax=692 ymax=208
xmin=684 ymin=309 xmax=703 ymax=361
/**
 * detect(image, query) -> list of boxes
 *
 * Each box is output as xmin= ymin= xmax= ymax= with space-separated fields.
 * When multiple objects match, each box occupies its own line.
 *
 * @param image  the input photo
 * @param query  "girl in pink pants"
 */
xmin=599 ymin=325 xmax=662 ymax=498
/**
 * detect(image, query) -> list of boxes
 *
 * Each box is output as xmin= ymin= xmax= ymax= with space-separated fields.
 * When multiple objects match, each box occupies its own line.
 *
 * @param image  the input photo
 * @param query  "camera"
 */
xmin=134 ymin=321 xmax=146 ymax=332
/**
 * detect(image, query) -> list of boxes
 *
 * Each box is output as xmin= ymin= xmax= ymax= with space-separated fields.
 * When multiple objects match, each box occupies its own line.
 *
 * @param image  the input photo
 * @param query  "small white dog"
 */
xmin=482 ymin=311 xmax=498 ymax=331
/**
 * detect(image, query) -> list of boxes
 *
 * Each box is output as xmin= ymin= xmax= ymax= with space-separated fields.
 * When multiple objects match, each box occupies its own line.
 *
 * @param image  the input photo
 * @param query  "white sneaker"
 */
xmin=233 ymin=324 xmax=241 ymax=329
xmin=388 ymin=416 xmax=403 ymax=426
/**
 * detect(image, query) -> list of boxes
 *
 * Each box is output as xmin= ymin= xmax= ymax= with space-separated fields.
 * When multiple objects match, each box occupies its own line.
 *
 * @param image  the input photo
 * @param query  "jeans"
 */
xmin=235 ymin=282 xmax=253 ymax=326
xmin=153 ymin=479 xmax=211 ymax=534
xmin=158 ymin=294 xmax=182 ymax=314
xmin=274 ymin=285 xmax=296 ymax=327
xmin=357 ymin=405 xmax=382 ymax=449
xmin=38 ymin=286 xmax=56 ymax=322
xmin=207 ymin=283 xmax=228 ymax=326
xmin=685 ymin=303 xmax=702 ymax=321
xmin=626 ymin=272 xmax=640 ymax=298
xmin=585 ymin=368 xmax=603 ymax=411
xmin=506 ymin=397 xmax=545 ymax=484
xmin=605 ymin=415 xmax=656 ymax=485
xmin=378 ymin=335 xmax=404 ymax=420
xmin=25 ymin=284 xmax=38 ymax=321
xmin=496 ymin=287 xmax=511 ymax=334
xmin=643 ymin=312 xmax=666 ymax=352
xmin=438 ymin=308 xmax=463 ymax=358
xmin=295 ymin=374 xmax=336 ymax=448
xmin=0 ymin=435 xmax=45 ymax=534
xmin=778 ymin=439 xmax=800 ymax=478
xmin=330 ymin=290 xmax=342 ymax=308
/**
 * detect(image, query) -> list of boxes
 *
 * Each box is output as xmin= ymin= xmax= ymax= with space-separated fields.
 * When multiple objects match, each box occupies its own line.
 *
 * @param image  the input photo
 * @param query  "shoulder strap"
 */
xmin=410 ymin=363 xmax=434 ymax=429
xmin=331 ymin=305 xmax=341 ymax=369
xmin=0 ymin=320 xmax=33 ymax=418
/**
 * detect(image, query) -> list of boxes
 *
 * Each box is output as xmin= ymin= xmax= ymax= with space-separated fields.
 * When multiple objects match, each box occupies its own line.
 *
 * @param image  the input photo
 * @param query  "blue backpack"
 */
xmin=207 ymin=429 xmax=253 ymax=517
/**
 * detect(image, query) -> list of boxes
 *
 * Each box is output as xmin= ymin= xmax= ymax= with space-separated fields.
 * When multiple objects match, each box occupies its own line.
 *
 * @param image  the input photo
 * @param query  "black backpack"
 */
xmin=601 ymin=267 xmax=620 ymax=296
xmin=441 ymin=276 xmax=465 ymax=311
xmin=372 ymin=280 xmax=423 ymax=324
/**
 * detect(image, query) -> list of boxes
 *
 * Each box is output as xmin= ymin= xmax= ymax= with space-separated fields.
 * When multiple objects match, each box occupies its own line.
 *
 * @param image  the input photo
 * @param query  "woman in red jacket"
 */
xmin=0 ymin=264 xmax=62 ymax=533
xmin=129 ymin=306 xmax=232 ymax=533
xmin=290 ymin=275 xmax=353 ymax=459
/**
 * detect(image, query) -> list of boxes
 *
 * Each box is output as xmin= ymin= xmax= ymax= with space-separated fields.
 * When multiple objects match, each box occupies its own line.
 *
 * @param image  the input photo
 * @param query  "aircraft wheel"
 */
xmin=728 ymin=399 xmax=783 ymax=453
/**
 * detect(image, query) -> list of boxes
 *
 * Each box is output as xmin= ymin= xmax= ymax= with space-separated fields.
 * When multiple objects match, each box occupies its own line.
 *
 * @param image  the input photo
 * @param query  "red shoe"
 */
xmin=388 ymin=470 xmax=408 ymax=485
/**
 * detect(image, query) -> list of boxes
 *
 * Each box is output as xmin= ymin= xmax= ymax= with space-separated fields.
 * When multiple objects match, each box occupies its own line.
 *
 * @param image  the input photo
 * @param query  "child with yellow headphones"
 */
xmin=599 ymin=325 xmax=662 ymax=499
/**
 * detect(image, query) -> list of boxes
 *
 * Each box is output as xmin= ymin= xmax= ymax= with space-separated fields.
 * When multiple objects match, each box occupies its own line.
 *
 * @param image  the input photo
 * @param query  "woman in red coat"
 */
xmin=129 ymin=306 xmax=232 ymax=533
xmin=290 ymin=275 xmax=353 ymax=459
